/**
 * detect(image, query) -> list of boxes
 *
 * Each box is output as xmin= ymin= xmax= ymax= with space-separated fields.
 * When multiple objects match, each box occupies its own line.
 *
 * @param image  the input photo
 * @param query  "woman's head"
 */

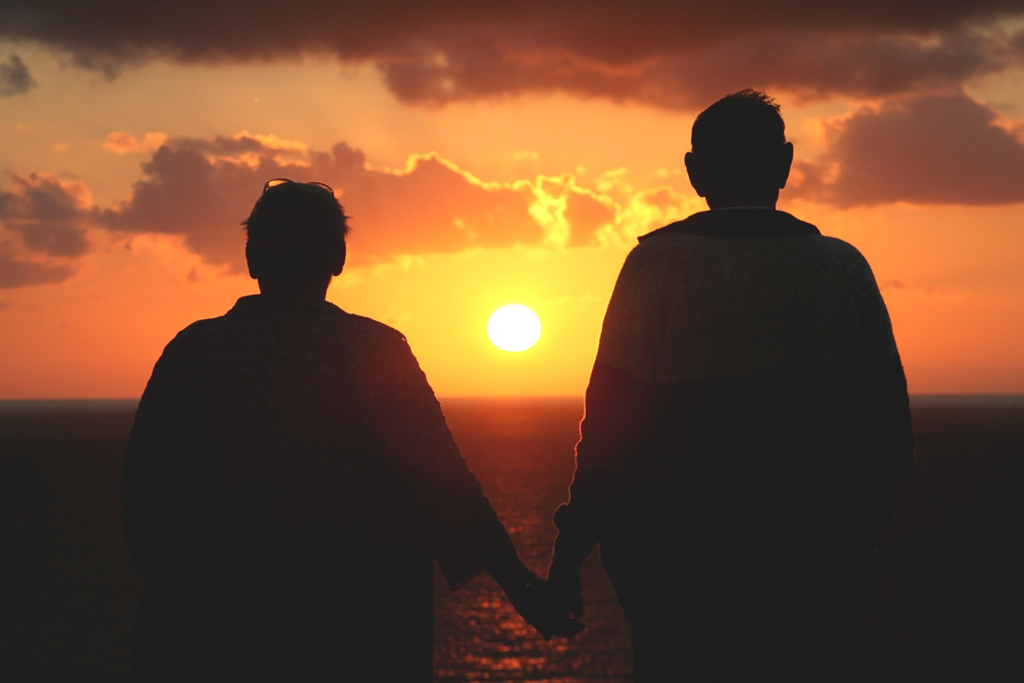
xmin=243 ymin=180 xmax=349 ymax=290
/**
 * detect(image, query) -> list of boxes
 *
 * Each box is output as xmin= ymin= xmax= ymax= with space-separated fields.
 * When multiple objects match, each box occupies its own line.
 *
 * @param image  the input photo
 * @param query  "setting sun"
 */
xmin=487 ymin=305 xmax=542 ymax=352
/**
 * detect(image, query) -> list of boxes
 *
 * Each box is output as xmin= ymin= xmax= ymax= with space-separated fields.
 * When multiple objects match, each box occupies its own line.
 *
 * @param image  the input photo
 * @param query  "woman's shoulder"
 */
xmin=343 ymin=313 xmax=409 ymax=347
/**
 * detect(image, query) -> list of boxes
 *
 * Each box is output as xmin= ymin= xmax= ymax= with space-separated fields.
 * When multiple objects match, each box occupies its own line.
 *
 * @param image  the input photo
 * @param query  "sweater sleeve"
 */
xmin=553 ymin=247 xmax=664 ymax=565
xmin=853 ymin=270 xmax=915 ymax=485
xmin=355 ymin=326 xmax=521 ymax=589
xmin=122 ymin=332 xmax=200 ymax=582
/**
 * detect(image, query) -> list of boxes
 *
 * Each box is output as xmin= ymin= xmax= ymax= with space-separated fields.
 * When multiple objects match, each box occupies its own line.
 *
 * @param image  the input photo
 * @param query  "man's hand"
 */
xmin=504 ymin=577 xmax=585 ymax=640
xmin=547 ymin=556 xmax=584 ymax=619
xmin=489 ymin=557 xmax=584 ymax=639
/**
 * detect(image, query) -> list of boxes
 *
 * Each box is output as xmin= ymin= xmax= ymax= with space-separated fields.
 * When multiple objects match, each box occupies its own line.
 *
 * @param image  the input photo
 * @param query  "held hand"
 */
xmin=547 ymin=557 xmax=584 ymax=619
xmin=504 ymin=577 xmax=585 ymax=640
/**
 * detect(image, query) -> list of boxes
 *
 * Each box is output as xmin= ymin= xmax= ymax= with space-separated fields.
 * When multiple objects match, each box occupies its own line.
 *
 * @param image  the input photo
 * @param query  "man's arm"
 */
xmin=549 ymin=247 xmax=666 ymax=612
xmin=355 ymin=324 xmax=582 ymax=636
xmin=356 ymin=325 xmax=521 ymax=588
xmin=851 ymin=280 xmax=915 ymax=542
xmin=122 ymin=335 xmax=196 ymax=582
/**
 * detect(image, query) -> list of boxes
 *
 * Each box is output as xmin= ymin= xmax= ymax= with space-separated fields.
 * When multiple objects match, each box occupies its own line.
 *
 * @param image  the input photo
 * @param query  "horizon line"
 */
xmin=2 ymin=393 xmax=1024 ymax=406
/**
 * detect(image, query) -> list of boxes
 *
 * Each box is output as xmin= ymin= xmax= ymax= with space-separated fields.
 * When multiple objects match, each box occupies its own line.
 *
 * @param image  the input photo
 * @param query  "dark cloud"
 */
xmin=0 ymin=53 xmax=36 ymax=95
xmin=2 ymin=1 xmax=1023 ymax=106
xmin=103 ymin=135 xmax=543 ymax=270
xmin=791 ymin=93 xmax=1024 ymax=206
xmin=0 ymin=243 xmax=75 ymax=288
xmin=0 ymin=172 xmax=89 ymax=288
xmin=0 ymin=132 xmax=618 ymax=287
xmin=0 ymin=173 xmax=90 ymax=256
xmin=103 ymin=144 xmax=258 ymax=268
xmin=381 ymin=25 xmax=1023 ymax=109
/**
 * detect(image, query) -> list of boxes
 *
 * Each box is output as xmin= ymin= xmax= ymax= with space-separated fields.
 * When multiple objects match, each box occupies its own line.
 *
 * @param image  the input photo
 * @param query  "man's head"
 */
xmin=684 ymin=89 xmax=794 ymax=209
xmin=243 ymin=180 xmax=348 ymax=297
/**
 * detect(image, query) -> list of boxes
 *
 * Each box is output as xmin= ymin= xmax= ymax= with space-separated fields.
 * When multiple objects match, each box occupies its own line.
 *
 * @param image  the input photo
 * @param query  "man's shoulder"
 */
xmin=813 ymin=233 xmax=865 ymax=257
xmin=167 ymin=304 xmax=407 ymax=347
xmin=163 ymin=315 xmax=229 ymax=351
xmin=810 ymin=235 xmax=878 ymax=281
xmin=153 ymin=308 xmax=414 ymax=383
xmin=627 ymin=215 xmax=881 ymax=296
xmin=636 ymin=212 xmax=870 ymax=261
xmin=344 ymin=313 xmax=409 ymax=347
xmin=144 ymin=316 xmax=230 ymax=381
xmin=342 ymin=315 xmax=421 ymax=375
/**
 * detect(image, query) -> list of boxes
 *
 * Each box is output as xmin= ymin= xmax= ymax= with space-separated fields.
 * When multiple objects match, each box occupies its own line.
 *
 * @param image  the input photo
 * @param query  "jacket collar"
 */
xmin=228 ymin=294 xmax=346 ymax=317
xmin=638 ymin=209 xmax=820 ymax=242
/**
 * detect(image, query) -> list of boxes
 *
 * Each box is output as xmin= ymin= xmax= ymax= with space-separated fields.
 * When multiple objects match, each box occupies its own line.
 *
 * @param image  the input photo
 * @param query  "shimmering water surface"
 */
xmin=434 ymin=398 xmax=632 ymax=681
xmin=1 ymin=397 xmax=1023 ymax=680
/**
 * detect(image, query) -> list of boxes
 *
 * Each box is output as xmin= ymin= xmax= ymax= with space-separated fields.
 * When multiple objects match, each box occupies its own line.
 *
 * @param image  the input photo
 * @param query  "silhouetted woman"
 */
xmin=123 ymin=180 xmax=577 ymax=682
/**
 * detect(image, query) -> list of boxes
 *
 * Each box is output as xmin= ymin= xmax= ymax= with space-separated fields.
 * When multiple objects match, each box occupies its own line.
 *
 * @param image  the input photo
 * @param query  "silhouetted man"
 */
xmin=123 ymin=179 xmax=579 ymax=682
xmin=548 ymin=91 xmax=914 ymax=680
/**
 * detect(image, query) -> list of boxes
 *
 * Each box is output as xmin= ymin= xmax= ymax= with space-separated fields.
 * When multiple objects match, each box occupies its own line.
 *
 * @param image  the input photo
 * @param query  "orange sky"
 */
xmin=2 ymin=5 xmax=1024 ymax=398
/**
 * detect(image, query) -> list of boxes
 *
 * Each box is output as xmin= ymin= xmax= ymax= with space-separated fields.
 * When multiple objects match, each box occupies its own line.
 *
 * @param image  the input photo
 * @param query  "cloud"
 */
xmin=0 ymin=172 xmax=92 ymax=257
xmin=103 ymin=131 xmax=168 ymax=154
xmin=2 ymin=2 xmax=1023 ymax=107
xmin=0 ymin=245 xmax=75 ymax=288
xmin=0 ymin=130 xmax=650 ymax=288
xmin=791 ymin=93 xmax=1024 ymax=206
xmin=0 ymin=172 xmax=91 ymax=288
xmin=380 ymin=25 xmax=1024 ymax=109
xmin=99 ymin=133 xmax=654 ymax=270
xmin=519 ymin=174 xmax=618 ymax=248
xmin=0 ymin=53 xmax=36 ymax=96
xmin=102 ymin=134 xmax=555 ymax=270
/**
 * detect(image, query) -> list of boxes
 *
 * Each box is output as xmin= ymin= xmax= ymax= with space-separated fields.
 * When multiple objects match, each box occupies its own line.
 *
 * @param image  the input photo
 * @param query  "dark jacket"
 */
xmin=123 ymin=295 xmax=517 ymax=681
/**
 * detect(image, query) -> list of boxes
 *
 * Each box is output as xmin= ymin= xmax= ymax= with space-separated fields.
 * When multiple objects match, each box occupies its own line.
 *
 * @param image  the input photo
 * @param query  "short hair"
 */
xmin=243 ymin=181 xmax=348 ymax=282
xmin=690 ymin=89 xmax=787 ymax=193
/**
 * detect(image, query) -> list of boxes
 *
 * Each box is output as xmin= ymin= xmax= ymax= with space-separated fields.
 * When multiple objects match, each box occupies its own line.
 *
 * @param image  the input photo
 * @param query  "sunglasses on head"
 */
xmin=262 ymin=178 xmax=336 ymax=196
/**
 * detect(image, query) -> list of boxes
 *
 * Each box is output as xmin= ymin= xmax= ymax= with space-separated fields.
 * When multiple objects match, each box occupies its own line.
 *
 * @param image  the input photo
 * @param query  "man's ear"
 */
xmin=329 ymin=241 xmax=346 ymax=277
xmin=684 ymin=152 xmax=708 ymax=198
xmin=245 ymin=242 xmax=261 ymax=280
xmin=777 ymin=142 xmax=795 ymax=189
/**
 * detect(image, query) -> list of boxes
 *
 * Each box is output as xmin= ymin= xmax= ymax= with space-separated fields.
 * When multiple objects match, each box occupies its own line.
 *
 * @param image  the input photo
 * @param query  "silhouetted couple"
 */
xmin=123 ymin=91 xmax=913 ymax=681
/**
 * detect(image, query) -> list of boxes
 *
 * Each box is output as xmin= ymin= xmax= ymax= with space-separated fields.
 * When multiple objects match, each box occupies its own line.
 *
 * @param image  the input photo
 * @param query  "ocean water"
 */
xmin=1 ymin=397 xmax=1022 ymax=681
